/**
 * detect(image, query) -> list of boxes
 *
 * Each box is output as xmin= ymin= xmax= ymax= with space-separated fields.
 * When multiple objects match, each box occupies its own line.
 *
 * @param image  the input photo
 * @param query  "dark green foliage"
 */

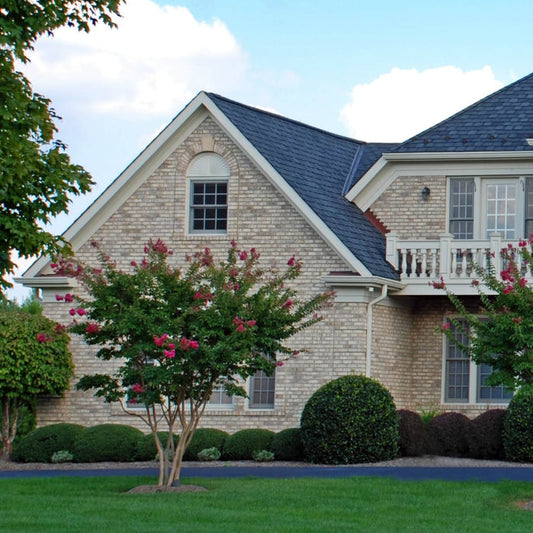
xmin=300 ymin=375 xmax=399 ymax=464
xmin=184 ymin=428 xmax=228 ymax=461
xmin=135 ymin=432 xmax=178 ymax=461
xmin=398 ymin=410 xmax=427 ymax=457
xmin=503 ymin=386 xmax=533 ymax=462
xmin=11 ymin=423 xmax=85 ymax=463
xmin=222 ymin=429 xmax=275 ymax=460
xmin=426 ymin=412 xmax=472 ymax=457
xmin=270 ymin=428 xmax=304 ymax=461
xmin=73 ymin=424 xmax=143 ymax=463
xmin=467 ymin=410 xmax=506 ymax=460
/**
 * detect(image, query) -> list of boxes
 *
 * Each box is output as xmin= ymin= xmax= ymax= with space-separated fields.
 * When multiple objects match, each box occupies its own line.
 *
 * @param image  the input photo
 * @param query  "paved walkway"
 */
xmin=1 ymin=464 xmax=532 ymax=482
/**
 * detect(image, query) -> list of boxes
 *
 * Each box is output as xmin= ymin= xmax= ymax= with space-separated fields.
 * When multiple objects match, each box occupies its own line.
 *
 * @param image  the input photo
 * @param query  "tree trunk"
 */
xmin=1 ymin=399 xmax=17 ymax=460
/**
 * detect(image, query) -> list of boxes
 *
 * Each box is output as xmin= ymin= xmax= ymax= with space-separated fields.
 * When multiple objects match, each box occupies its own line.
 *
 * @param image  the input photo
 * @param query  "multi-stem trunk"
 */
xmin=0 ymin=399 xmax=18 ymax=460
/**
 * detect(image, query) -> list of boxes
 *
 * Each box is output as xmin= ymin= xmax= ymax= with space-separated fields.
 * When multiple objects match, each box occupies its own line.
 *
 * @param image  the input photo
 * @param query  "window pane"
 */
xmin=445 ymin=320 xmax=470 ymax=402
xmin=477 ymin=363 xmax=513 ymax=402
xmin=190 ymin=180 xmax=228 ymax=233
xmin=486 ymin=183 xmax=516 ymax=239
xmin=449 ymin=179 xmax=474 ymax=239
xmin=249 ymin=369 xmax=275 ymax=409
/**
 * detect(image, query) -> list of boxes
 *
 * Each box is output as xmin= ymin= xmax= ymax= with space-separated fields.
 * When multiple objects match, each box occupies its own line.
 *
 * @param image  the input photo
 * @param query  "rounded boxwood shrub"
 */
xmin=467 ymin=409 xmax=506 ymax=460
xmin=184 ymin=428 xmax=229 ymax=461
xmin=504 ymin=387 xmax=533 ymax=462
xmin=398 ymin=410 xmax=427 ymax=457
xmin=223 ymin=429 xmax=275 ymax=460
xmin=135 ymin=432 xmax=178 ymax=461
xmin=73 ymin=424 xmax=143 ymax=462
xmin=11 ymin=423 xmax=85 ymax=463
xmin=300 ymin=375 xmax=399 ymax=464
xmin=426 ymin=412 xmax=472 ymax=457
xmin=270 ymin=428 xmax=304 ymax=461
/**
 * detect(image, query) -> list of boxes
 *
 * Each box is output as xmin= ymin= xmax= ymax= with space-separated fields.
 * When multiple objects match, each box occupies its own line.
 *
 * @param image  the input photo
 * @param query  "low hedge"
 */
xmin=467 ymin=410 xmax=506 ymax=460
xmin=73 ymin=424 xmax=143 ymax=462
xmin=11 ymin=423 xmax=85 ymax=463
xmin=135 ymin=431 xmax=179 ymax=461
xmin=270 ymin=428 xmax=304 ymax=461
xmin=223 ymin=429 xmax=275 ymax=460
xmin=426 ymin=412 xmax=471 ymax=457
xmin=184 ymin=428 xmax=229 ymax=461
xmin=503 ymin=387 xmax=533 ymax=462
xmin=398 ymin=410 xmax=427 ymax=457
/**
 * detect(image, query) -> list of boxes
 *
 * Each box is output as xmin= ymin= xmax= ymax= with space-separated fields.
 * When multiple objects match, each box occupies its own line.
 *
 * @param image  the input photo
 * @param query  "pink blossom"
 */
xmin=55 ymin=294 xmax=64 ymax=301
xmin=230 ymin=269 xmax=238 ymax=277
xmin=503 ymin=286 xmax=514 ymax=294
xmin=520 ymin=278 xmax=527 ymax=287
xmin=69 ymin=308 xmax=76 ymax=316
xmin=163 ymin=349 xmax=176 ymax=359
xmin=50 ymin=263 xmax=58 ymax=269
xmin=236 ymin=324 xmax=245 ymax=332
xmin=168 ymin=343 xmax=175 ymax=349
xmin=234 ymin=283 xmax=240 ymax=292
xmin=471 ymin=279 xmax=480 ymax=287
xmin=76 ymin=308 xmax=87 ymax=316
xmin=55 ymin=324 xmax=66 ymax=333
xmin=501 ymin=269 xmax=514 ymax=282
xmin=86 ymin=323 xmax=99 ymax=334
xmin=287 ymin=256 xmax=296 ymax=266
xmin=153 ymin=334 xmax=168 ymax=346
xmin=282 ymin=299 xmax=293 ymax=308
xmin=508 ymin=243 xmax=514 ymax=249
xmin=231 ymin=239 xmax=237 ymax=248
xmin=441 ymin=322 xmax=451 ymax=331
xmin=131 ymin=383 xmax=145 ymax=393
xmin=293 ymin=350 xmax=300 ymax=356
xmin=239 ymin=251 xmax=248 ymax=261
xmin=131 ymin=261 xmax=137 ymax=267
xmin=512 ymin=317 xmax=523 ymax=324
xmin=37 ymin=333 xmax=47 ymax=343
xmin=432 ymin=277 xmax=446 ymax=290
xmin=194 ymin=291 xmax=203 ymax=300
xmin=519 ymin=240 xmax=527 ymax=247
xmin=188 ymin=340 xmax=199 ymax=349
xmin=64 ymin=294 xmax=74 ymax=303
xmin=234 ymin=316 xmax=243 ymax=326
xmin=144 ymin=246 xmax=149 ymax=254
xmin=275 ymin=361 xmax=284 ymax=367
xmin=246 ymin=320 xmax=256 ymax=327
xmin=180 ymin=337 xmax=190 ymax=350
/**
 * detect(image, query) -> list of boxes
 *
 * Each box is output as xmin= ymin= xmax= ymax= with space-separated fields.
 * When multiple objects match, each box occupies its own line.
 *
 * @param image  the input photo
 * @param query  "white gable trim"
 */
xmin=23 ymin=92 xmax=373 ymax=280
xmin=347 ymin=151 xmax=533 ymax=212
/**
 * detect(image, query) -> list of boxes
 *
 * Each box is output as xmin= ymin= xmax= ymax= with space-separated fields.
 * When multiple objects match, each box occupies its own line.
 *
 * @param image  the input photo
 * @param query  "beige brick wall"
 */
xmin=370 ymin=176 xmax=447 ymax=239
xmin=37 ymin=117 xmax=375 ymax=433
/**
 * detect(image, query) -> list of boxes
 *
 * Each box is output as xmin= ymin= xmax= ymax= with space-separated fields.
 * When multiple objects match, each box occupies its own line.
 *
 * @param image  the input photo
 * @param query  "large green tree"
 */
xmin=434 ymin=240 xmax=533 ymax=391
xmin=0 ymin=300 xmax=73 ymax=459
xmin=55 ymin=240 xmax=332 ymax=487
xmin=0 ymin=1 xmax=122 ymax=291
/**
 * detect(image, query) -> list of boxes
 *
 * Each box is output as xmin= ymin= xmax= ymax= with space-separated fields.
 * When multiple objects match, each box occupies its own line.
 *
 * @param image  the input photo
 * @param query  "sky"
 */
xmin=8 ymin=0 xmax=533 ymax=300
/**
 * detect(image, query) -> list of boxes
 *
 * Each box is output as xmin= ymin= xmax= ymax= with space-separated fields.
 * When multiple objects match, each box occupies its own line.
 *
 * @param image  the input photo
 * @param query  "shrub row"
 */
xmin=11 ymin=424 xmax=305 ymax=463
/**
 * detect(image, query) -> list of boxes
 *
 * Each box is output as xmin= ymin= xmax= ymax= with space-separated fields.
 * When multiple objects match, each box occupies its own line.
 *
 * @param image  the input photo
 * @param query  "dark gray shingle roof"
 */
xmin=396 ymin=72 xmax=533 ymax=153
xmin=206 ymin=93 xmax=398 ymax=279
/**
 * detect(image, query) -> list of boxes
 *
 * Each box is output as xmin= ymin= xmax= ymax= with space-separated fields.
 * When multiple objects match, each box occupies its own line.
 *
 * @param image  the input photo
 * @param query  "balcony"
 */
xmin=386 ymin=232 xmax=529 ymax=295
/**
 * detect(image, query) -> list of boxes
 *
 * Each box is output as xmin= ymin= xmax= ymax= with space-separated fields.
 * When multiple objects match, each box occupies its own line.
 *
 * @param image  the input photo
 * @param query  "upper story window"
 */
xmin=449 ymin=177 xmax=533 ymax=240
xmin=187 ymin=153 xmax=230 ymax=234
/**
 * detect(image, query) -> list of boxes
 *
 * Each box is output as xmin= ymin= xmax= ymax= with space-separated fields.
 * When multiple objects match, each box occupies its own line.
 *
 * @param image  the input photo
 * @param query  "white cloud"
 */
xmin=22 ymin=0 xmax=249 ymax=117
xmin=340 ymin=66 xmax=504 ymax=142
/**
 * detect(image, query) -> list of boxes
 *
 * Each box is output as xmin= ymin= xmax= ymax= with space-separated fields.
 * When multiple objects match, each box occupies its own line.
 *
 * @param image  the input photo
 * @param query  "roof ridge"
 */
xmin=395 ymin=71 xmax=533 ymax=150
xmin=206 ymin=92 xmax=364 ymax=145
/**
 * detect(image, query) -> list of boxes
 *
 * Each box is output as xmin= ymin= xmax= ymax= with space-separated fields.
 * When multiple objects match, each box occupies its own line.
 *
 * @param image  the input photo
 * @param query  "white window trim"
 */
xmin=441 ymin=318 xmax=513 ymax=405
xmin=186 ymin=177 xmax=229 ymax=235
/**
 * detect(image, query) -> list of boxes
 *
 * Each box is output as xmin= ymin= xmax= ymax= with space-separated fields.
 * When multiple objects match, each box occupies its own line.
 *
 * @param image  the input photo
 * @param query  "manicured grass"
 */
xmin=0 ymin=476 xmax=531 ymax=532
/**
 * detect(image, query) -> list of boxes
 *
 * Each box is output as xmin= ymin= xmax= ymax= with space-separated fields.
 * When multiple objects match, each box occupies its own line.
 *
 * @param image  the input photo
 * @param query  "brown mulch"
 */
xmin=127 ymin=484 xmax=207 ymax=494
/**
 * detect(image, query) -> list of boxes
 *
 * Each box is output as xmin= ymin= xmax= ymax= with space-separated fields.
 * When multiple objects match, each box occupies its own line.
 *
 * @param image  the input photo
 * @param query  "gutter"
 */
xmin=366 ymin=284 xmax=388 ymax=377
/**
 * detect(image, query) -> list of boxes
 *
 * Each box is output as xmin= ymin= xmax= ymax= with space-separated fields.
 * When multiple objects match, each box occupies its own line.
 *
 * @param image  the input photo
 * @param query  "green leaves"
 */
xmin=0 ymin=1 xmax=123 ymax=292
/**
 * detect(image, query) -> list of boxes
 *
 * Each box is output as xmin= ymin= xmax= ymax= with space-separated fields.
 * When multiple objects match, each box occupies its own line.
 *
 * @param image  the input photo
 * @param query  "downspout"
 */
xmin=366 ymin=284 xmax=388 ymax=377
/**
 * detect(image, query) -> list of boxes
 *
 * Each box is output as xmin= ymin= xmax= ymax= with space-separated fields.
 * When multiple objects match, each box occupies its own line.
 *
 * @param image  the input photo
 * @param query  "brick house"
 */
xmin=19 ymin=72 xmax=533 ymax=431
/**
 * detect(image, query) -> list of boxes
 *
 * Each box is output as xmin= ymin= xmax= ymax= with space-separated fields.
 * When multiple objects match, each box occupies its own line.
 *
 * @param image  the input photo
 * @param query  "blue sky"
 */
xmin=9 ymin=0 xmax=533 ymax=299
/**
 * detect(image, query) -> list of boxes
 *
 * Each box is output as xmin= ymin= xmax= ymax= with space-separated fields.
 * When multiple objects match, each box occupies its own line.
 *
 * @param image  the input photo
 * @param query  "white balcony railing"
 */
xmin=386 ymin=232 xmax=532 ymax=285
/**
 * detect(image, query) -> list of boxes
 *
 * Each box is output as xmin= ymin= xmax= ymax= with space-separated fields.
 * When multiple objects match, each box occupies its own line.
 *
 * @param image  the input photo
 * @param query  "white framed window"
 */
xmin=249 ymin=369 xmax=275 ymax=409
xmin=187 ymin=153 xmax=230 ymax=234
xmin=448 ymin=176 xmax=533 ymax=240
xmin=208 ymin=381 xmax=233 ymax=408
xmin=443 ymin=320 xmax=513 ymax=404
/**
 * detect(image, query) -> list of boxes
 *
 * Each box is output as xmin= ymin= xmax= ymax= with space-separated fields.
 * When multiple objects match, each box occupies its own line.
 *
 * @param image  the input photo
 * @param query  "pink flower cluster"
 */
xmin=131 ymin=383 xmax=145 ymax=394
xmin=69 ymin=308 xmax=87 ymax=316
xmin=36 ymin=333 xmax=51 ymax=343
xmin=282 ymin=299 xmax=293 ymax=309
xmin=55 ymin=293 xmax=74 ymax=303
xmin=234 ymin=316 xmax=256 ymax=332
xmin=153 ymin=333 xmax=199 ymax=358
xmin=431 ymin=277 xmax=446 ymax=290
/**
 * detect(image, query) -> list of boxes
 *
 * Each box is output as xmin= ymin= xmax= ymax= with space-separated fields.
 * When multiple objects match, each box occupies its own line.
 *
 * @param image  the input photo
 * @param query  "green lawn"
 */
xmin=0 ymin=476 xmax=531 ymax=532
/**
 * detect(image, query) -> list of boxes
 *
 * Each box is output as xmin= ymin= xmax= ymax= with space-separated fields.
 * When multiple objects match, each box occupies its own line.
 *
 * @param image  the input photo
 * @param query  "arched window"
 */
xmin=187 ymin=153 xmax=230 ymax=234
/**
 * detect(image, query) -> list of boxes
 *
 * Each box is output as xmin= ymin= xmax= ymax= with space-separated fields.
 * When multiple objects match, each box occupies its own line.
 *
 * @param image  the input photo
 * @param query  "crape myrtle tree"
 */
xmin=433 ymin=239 xmax=533 ymax=391
xmin=53 ymin=239 xmax=332 ymax=487
xmin=0 ymin=1 xmax=122 ymax=291
xmin=0 ymin=299 xmax=72 ymax=459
